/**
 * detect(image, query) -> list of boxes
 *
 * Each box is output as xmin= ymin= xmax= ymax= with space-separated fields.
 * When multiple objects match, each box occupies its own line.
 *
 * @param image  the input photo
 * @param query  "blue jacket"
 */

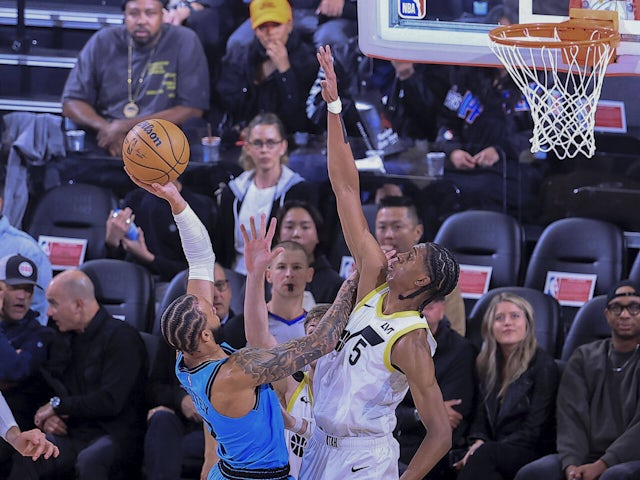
xmin=0 ymin=215 xmax=53 ymax=323
xmin=0 ymin=311 xmax=55 ymax=428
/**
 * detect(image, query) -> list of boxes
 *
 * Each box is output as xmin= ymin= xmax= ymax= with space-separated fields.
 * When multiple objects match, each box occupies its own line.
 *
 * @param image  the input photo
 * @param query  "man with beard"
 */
xmin=516 ymin=280 xmax=640 ymax=480
xmin=61 ymin=0 xmax=209 ymax=157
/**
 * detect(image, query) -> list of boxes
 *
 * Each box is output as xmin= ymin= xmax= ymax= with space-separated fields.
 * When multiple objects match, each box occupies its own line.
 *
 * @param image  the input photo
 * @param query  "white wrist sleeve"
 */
xmin=0 ymin=393 xmax=17 ymax=441
xmin=173 ymin=204 xmax=215 ymax=282
xmin=299 ymin=417 xmax=315 ymax=440
xmin=327 ymin=98 xmax=342 ymax=115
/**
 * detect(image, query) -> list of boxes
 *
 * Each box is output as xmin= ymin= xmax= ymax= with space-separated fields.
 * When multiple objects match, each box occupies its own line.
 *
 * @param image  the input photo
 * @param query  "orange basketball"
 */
xmin=122 ymin=119 xmax=190 ymax=184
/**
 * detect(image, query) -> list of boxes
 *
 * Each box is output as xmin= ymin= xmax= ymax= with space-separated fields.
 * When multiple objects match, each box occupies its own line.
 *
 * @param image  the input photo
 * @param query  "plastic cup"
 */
xmin=426 ymin=152 xmax=445 ymax=177
xmin=201 ymin=136 xmax=221 ymax=163
xmin=65 ymin=130 xmax=85 ymax=152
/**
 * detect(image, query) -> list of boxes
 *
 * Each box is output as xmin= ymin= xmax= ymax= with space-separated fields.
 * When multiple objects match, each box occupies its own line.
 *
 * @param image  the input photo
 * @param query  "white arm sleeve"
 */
xmin=173 ymin=204 xmax=216 ymax=282
xmin=0 ymin=393 xmax=18 ymax=441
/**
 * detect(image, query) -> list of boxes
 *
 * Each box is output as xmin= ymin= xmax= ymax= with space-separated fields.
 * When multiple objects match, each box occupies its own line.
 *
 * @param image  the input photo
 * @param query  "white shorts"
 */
xmin=298 ymin=428 xmax=399 ymax=479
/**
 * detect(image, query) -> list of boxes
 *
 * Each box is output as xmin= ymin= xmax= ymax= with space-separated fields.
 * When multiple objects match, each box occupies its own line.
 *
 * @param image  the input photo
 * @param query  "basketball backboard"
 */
xmin=358 ymin=0 xmax=640 ymax=75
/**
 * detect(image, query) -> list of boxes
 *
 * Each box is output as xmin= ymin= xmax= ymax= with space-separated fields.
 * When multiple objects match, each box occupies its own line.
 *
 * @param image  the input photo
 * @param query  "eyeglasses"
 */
xmin=606 ymin=302 xmax=640 ymax=316
xmin=247 ymin=139 xmax=283 ymax=150
xmin=213 ymin=279 xmax=230 ymax=292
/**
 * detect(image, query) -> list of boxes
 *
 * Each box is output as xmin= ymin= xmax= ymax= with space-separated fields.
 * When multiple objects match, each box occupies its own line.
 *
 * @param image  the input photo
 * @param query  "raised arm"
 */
xmin=225 ymin=268 xmax=358 ymax=388
xmin=317 ymin=46 xmax=387 ymax=297
xmin=125 ymin=171 xmax=214 ymax=303
xmin=241 ymin=214 xmax=284 ymax=349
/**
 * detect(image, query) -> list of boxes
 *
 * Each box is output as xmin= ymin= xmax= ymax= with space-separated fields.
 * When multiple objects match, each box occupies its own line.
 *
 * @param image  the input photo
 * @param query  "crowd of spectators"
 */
xmin=2 ymin=0 xmax=639 ymax=478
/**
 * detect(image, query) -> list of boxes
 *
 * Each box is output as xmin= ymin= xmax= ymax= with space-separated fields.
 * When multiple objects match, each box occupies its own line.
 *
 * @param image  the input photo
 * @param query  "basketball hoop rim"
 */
xmin=488 ymin=21 xmax=620 ymax=50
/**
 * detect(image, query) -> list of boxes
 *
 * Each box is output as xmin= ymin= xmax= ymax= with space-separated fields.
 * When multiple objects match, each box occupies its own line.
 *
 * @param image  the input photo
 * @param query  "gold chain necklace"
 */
xmin=608 ymin=344 xmax=639 ymax=372
xmin=124 ymin=39 xmax=157 ymax=119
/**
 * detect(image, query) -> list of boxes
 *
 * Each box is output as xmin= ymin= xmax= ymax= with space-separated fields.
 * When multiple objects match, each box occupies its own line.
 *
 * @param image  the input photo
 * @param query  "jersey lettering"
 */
xmin=381 ymin=322 xmax=394 ymax=334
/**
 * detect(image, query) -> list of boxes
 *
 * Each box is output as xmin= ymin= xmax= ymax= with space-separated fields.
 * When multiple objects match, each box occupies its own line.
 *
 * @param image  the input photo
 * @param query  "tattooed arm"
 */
xmin=228 ymin=268 xmax=357 ymax=386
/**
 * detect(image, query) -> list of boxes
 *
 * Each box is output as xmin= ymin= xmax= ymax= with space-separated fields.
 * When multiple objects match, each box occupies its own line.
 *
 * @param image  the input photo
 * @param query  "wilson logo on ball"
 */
xmin=122 ymin=118 xmax=190 ymax=185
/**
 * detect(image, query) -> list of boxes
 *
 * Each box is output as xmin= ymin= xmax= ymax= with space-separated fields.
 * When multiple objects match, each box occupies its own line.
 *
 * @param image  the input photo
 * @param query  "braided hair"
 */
xmin=160 ymin=294 xmax=208 ymax=354
xmin=415 ymin=242 xmax=460 ymax=314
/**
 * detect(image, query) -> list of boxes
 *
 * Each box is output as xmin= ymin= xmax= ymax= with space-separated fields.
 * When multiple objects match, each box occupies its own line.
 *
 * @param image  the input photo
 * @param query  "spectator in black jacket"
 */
xmin=216 ymin=0 xmax=318 ymax=139
xmin=395 ymin=297 xmax=477 ymax=480
xmin=214 ymin=113 xmax=316 ymax=274
xmin=9 ymin=270 xmax=147 ymax=480
xmin=104 ymin=179 xmax=216 ymax=283
xmin=226 ymin=0 xmax=357 ymax=55
xmin=453 ymin=292 xmax=558 ymax=480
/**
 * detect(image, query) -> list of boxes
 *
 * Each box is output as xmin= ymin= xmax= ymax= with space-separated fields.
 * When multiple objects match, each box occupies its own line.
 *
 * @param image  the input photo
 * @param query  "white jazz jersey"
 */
xmin=286 ymin=372 xmax=313 ymax=478
xmin=312 ymin=283 xmax=437 ymax=437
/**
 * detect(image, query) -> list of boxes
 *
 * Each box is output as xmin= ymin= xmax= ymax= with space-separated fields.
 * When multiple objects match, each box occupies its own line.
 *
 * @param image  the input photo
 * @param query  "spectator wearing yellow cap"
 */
xmin=216 ymin=0 xmax=318 ymax=141
xmin=226 ymin=0 xmax=357 ymax=58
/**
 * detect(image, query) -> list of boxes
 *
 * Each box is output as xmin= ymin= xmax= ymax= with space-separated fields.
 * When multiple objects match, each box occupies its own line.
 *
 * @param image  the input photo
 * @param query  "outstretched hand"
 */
xmin=240 ymin=214 xmax=284 ymax=275
xmin=316 ymin=46 xmax=339 ymax=104
xmin=7 ymin=428 xmax=59 ymax=461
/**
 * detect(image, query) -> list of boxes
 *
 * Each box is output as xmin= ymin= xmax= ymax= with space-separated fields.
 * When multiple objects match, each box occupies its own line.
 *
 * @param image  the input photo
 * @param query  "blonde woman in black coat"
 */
xmin=455 ymin=292 xmax=559 ymax=480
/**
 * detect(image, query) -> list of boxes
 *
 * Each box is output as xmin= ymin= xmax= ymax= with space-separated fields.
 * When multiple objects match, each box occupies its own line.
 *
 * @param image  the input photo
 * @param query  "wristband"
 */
xmin=327 ymin=98 xmax=342 ymax=115
xmin=291 ymin=416 xmax=303 ymax=433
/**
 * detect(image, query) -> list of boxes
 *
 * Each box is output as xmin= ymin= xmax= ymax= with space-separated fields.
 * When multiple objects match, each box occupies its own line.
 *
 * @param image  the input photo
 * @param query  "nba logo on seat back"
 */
xmin=398 ymin=0 xmax=426 ymax=19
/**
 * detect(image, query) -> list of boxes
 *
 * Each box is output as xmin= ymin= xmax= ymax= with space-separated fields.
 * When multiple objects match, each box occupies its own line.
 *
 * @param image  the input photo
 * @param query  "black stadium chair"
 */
xmin=434 ymin=210 xmax=523 ymax=315
xmin=560 ymin=295 xmax=610 ymax=362
xmin=80 ymin=259 xmax=155 ymax=333
xmin=523 ymin=217 xmax=624 ymax=331
xmin=27 ymin=182 xmax=117 ymax=261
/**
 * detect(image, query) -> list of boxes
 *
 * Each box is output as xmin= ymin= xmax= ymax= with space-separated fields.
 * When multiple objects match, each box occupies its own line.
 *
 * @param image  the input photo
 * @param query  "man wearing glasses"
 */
xmin=516 ymin=279 xmax=640 ymax=480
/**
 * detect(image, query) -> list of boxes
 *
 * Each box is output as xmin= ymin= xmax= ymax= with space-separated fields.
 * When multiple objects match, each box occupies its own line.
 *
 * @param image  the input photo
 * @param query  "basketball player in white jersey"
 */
xmin=298 ymin=46 xmax=460 ymax=480
xmin=241 ymin=214 xmax=329 ymax=477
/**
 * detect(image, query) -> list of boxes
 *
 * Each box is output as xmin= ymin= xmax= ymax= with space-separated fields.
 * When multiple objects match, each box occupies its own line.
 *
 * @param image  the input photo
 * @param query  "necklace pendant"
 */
xmin=123 ymin=101 xmax=139 ymax=119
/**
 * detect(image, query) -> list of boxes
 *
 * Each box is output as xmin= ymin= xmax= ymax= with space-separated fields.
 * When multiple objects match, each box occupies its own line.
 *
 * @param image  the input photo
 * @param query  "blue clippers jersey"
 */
xmin=175 ymin=348 xmax=290 ymax=474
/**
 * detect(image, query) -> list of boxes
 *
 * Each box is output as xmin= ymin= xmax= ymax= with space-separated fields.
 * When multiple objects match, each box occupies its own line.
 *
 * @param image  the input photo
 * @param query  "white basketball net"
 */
xmin=489 ymin=26 xmax=615 ymax=159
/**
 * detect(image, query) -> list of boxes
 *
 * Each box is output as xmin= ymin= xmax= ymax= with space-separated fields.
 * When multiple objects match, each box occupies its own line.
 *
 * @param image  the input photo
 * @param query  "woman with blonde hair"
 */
xmin=215 ymin=112 xmax=316 ymax=275
xmin=455 ymin=292 xmax=558 ymax=480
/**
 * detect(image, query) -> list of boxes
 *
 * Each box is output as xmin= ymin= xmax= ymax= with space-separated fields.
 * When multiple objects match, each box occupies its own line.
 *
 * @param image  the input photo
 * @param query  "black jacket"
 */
xmin=0 ymin=311 xmax=56 ymax=428
xmin=307 ymin=254 xmax=342 ymax=304
xmin=214 ymin=176 xmax=315 ymax=269
xmin=395 ymin=319 xmax=477 ymax=464
xmin=44 ymin=307 xmax=147 ymax=445
xmin=106 ymin=188 xmax=216 ymax=282
xmin=216 ymin=30 xmax=317 ymax=135
xmin=468 ymin=347 xmax=559 ymax=455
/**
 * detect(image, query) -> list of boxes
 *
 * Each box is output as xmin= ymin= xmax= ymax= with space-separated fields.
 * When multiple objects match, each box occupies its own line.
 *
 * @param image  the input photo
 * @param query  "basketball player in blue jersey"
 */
xmin=298 ymin=47 xmax=460 ymax=480
xmin=124 ymin=170 xmax=359 ymax=480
